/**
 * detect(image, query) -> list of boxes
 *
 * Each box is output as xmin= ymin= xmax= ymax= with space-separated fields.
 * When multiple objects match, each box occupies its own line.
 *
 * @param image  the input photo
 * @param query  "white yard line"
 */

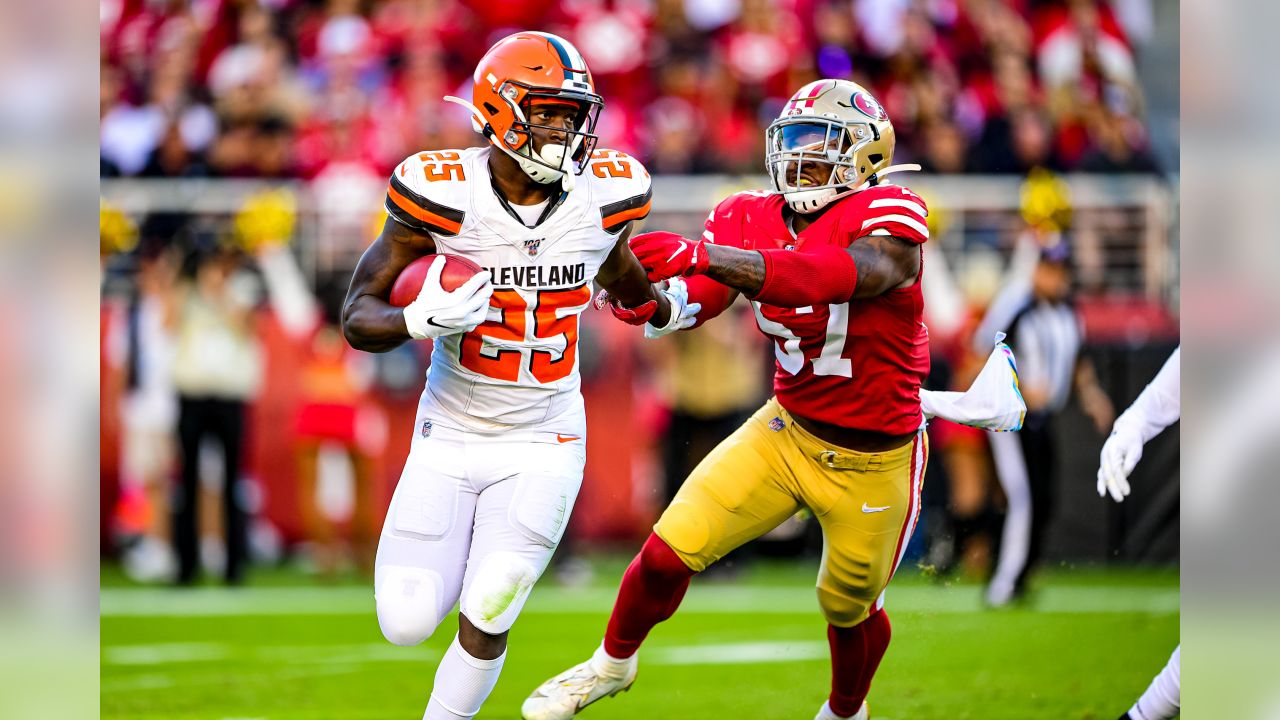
xmin=103 ymin=642 xmax=436 ymax=668
xmin=104 ymin=642 xmax=230 ymax=666
xmin=100 ymin=584 xmax=1179 ymax=618
xmin=647 ymin=641 xmax=830 ymax=666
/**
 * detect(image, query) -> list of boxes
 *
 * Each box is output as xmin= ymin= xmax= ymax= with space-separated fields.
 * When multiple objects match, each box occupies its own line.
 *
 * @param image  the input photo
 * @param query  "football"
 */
xmin=389 ymin=253 xmax=486 ymax=307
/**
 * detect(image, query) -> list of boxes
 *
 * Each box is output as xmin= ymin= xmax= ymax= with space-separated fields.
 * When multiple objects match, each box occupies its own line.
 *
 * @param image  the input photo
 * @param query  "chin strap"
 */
xmin=874 ymin=163 xmax=923 ymax=179
xmin=560 ymin=152 xmax=576 ymax=192
xmin=841 ymin=163 xmax=926 ymax=197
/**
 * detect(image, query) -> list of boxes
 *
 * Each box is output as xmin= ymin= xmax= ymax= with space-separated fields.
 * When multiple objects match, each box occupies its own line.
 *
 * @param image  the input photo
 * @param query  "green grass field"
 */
xmin=101 ymin=559 xmax=1178 ymax=720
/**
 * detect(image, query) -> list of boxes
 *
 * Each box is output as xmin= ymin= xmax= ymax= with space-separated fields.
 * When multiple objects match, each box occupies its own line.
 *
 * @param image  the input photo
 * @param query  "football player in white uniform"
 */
xmin=1097 ymin=347 xmax=1180 ymax=720
xmin=341 ymin=32 xmax=693 ymax=720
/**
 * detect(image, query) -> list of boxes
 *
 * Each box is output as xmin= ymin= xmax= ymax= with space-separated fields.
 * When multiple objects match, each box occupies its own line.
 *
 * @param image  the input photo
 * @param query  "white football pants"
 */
xmin=374 ymin=415 xmax=586 ymax=645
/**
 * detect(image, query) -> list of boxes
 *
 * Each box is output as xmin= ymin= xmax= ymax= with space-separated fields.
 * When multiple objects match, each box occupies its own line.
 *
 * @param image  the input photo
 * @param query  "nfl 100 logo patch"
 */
xmin=768 ymin=416 xmax=786 ymax=432
xmin=421 ymin=420 xmax=433 ymax=438
xmin=523 ymin=237 xmax=543 ymax=256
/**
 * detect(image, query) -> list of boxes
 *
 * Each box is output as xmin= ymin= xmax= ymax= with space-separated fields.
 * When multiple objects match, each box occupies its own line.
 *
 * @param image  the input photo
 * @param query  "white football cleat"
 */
xmin=521 ymin=646 xmax=638 ymax=720
xmin=815 ymin=700 xmax=869 ymax=720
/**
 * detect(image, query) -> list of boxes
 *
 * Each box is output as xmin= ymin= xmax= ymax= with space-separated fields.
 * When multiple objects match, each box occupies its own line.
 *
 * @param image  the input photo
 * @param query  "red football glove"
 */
xmin=629 ymin=231 xmax=710 ymax=282
xmin=593 ymin=289 xmax=656 ymax=326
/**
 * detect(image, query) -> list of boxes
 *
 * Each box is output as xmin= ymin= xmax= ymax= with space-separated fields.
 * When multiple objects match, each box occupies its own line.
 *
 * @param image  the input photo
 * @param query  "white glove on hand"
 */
xmin=644 ymin=277 xmax=701 ymax=339
xmin=1097 ymin=427 xmax=1142 ymax=502
xmin=402 ymin=259 xmax=493 ymax=340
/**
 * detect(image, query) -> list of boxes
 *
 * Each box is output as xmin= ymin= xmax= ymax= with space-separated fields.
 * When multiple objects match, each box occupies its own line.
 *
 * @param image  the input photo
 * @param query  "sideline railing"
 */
xmin=101 ymin=173 xmax=1177 ymax=306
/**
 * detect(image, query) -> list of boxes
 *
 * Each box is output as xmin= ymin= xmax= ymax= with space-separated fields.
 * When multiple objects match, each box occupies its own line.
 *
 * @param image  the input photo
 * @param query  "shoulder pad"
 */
xmin=850 ymin=184 xmax=930 ymax=244
xmin=589 ymin=149 xmax=653 ymax=234
xmin=712 ymin=190 xmax=774 ymax=219
xmin=384 ymin=150 xmax=471 ymax=237
xmin=702 ymin=190 xmax=776 ymax=247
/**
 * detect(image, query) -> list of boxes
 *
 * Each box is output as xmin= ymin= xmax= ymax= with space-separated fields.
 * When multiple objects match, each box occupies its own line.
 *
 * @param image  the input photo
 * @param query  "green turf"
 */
xmin=101 ymin=559 xmax=1178 ymax=720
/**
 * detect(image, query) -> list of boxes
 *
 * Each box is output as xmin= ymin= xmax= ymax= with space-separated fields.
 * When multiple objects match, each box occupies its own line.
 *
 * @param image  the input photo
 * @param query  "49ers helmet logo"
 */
xmin=852 ymin=91 xmax=887 ymax=121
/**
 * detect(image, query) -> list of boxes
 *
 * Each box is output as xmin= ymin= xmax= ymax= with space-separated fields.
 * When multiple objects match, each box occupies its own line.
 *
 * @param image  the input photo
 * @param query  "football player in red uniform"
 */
xmin=523 ymin=79 xmax=936 ymax=720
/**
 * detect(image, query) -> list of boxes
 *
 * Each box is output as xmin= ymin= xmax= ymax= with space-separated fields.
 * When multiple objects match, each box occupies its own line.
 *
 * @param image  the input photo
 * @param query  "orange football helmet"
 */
xmin=446 ymin=32 xmax=602 ymax=188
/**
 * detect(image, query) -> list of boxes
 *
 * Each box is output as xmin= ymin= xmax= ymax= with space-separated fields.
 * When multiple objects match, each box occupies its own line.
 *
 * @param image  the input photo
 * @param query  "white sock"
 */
xmin=589 ymin=642 xmax=634 ymax=678
xmin=422 ymin=634 xmax=506 ymax=720
xmin=1129 ymin=646 xmax=1180 ymax=720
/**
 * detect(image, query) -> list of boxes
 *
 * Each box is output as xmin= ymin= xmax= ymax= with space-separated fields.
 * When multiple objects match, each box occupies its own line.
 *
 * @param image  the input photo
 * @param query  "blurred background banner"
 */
xmin=91 ymin=1 xmax=1193 ymax=718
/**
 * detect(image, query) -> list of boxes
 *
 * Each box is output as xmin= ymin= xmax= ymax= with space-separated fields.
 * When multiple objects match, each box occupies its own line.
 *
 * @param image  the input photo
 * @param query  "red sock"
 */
xmin=827 ymin=608 xmax=892 ymax=717
xmin=602 ymin=533 xmax=697 ymax=658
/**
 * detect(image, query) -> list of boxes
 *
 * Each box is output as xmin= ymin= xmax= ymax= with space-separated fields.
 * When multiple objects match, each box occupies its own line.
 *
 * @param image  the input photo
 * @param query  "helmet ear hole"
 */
xmin=483 ymin=102 xmax=500 ymax=116
xmin=868 ymin=154 xmax=883 ymax=165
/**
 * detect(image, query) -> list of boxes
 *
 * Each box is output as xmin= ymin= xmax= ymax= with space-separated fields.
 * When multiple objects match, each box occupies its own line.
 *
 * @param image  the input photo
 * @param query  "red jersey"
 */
xmin=704 ymin=186 xmax=931 ymax=435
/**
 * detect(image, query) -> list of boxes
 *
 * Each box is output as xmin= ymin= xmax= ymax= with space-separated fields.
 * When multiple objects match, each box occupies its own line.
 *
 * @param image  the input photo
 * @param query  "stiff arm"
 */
xmin=703 ymin=233 xmax=920 ymax=303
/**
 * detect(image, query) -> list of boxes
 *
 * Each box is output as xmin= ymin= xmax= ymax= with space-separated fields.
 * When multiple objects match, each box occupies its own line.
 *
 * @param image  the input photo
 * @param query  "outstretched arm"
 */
xmin=704 ymin=234 xmax=920 ymax=302
xmin=342 ymin=216 xmax=436 ymax=352
xmin=629 ymin=230 xmax=920 ymax=308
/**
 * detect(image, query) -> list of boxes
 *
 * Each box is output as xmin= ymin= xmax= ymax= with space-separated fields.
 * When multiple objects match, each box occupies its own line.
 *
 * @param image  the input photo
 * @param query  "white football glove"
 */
xmin=402 ymin=259 xmax=493 ymax=340
xmin=1097 ymin=426 xmax=1142 ymax=502
xmin=644 ymin=277 xmax=701 ymax=339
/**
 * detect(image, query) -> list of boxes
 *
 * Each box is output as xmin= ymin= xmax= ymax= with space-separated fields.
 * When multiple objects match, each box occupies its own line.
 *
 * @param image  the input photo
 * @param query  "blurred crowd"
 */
xmin=100 ymin=0 xmax=1162 ymax=182
xmin=98 ymin=0 xmax=1176 ymax=587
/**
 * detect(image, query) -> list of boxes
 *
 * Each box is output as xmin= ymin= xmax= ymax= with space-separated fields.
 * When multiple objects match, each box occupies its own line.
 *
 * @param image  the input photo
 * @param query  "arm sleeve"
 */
xmin=1113 ymin=347 xmax=1181 ymax=442
xmin=752 ymin=244 xmax=858 ymax=307
xmin=685 ymin=274 xmax=737 ymax=328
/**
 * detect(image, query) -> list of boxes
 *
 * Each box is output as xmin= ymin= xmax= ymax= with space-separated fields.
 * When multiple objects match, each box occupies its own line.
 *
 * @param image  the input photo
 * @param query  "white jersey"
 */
xmin=384 ymin=146 xmax=652 ymax=433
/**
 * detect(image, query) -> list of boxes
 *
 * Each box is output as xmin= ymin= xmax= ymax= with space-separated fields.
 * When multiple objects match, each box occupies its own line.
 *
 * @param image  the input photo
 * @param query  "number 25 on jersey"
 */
xmin=460 ymin=286 xmax=592 ymax=384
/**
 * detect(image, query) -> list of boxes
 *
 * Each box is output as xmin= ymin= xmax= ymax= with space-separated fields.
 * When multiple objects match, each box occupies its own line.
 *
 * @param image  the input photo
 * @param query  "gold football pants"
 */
xmin=655 ymin=398 xmax=927 ymax=627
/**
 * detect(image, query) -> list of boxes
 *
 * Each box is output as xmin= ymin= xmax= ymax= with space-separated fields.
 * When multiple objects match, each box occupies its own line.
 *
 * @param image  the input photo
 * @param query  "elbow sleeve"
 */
xmin=753 ymin=244 xmax=858 ymax=307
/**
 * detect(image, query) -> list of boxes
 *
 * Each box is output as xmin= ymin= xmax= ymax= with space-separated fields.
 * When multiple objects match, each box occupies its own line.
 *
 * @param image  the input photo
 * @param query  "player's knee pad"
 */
xmin=818 ymin=546 xmax=888 ymax=626
xmin=654 ymin=501 xmax=713 ymax=571
xmin=375 ymin=565 xmax=443 ymax=646
xmin=817 ymin=584 xmax=876 ymax=627
xmin=460 ymin=551 xmax=538 ymax=635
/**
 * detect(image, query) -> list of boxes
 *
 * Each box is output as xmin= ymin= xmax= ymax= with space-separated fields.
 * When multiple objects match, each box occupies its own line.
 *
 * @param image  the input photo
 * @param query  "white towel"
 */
xmin=920 ymin=333 xmax=1026 ymax=432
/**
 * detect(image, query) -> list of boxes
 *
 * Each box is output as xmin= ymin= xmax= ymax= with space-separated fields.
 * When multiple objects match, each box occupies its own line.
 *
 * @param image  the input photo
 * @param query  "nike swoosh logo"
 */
xmin=556 ymin=434 xmax=580 ymax=443
xmin=426 ymin=316 xmax=450 ymax=329
xmin=861 ymin=503 xmax=890 ymax=513
xmin=665 ymin=241 xmax=688 ymax=264
xmin=523 ymin=64 xmax=545 ymax=71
